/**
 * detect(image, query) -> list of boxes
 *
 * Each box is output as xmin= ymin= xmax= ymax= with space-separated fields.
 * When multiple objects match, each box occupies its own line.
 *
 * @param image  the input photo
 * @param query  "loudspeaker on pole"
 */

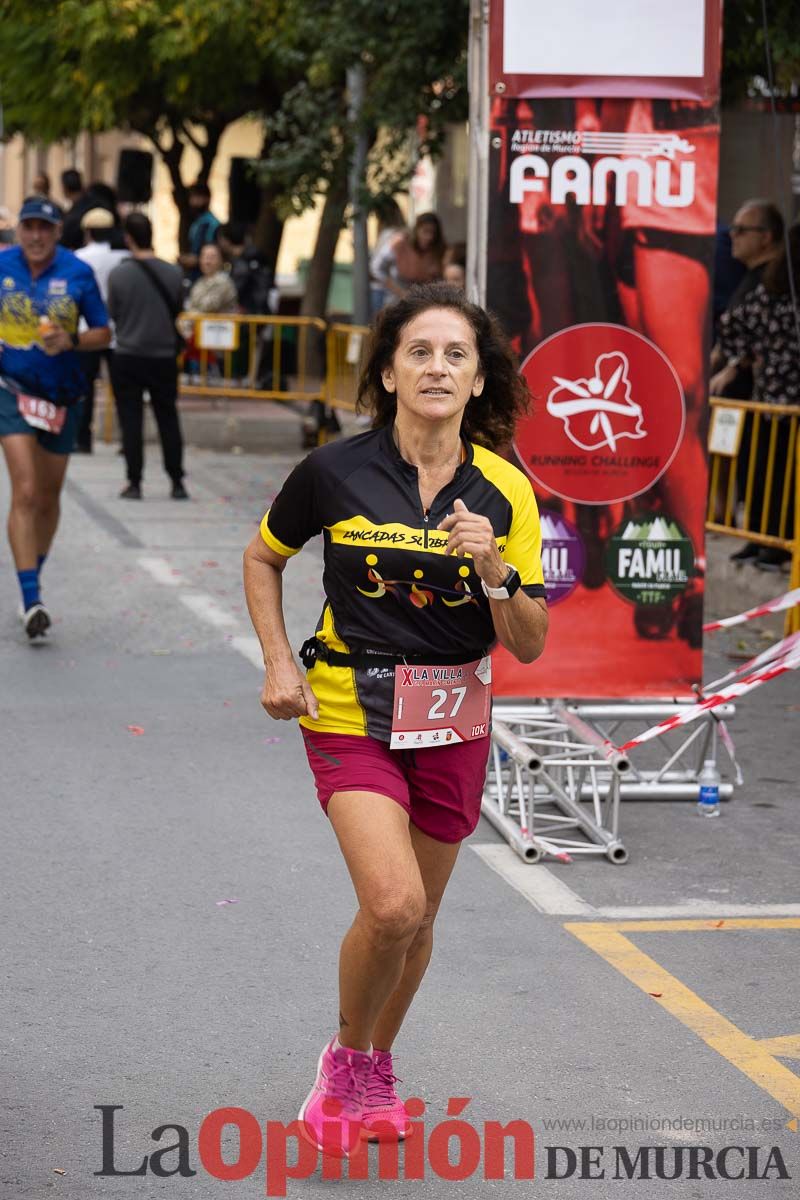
xmin=117 ymin=149 xmax=153 ymax=204
xmin=228 ymin=157 xmax=261 ymax=226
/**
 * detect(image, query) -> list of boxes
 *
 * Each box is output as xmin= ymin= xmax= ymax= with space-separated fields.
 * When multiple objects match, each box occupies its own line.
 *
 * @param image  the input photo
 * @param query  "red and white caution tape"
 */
xmin=618 ymin=645 xmax=800 ymax=752
xmin=703 ymin=586 xmax=800 ymax=633
xmin=703 ymin=629 xmax=800 ymax=694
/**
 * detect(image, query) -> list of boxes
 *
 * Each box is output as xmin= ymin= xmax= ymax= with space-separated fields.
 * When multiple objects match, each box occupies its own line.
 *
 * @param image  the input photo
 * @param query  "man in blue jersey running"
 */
xmin=0 ymin=197 xmax=110 ymax=639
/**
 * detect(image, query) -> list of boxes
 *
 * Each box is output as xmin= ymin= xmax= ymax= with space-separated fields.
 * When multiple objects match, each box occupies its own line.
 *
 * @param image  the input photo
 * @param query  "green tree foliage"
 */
xmin=0 ymin=0 xmax=290 ymax=243
xmin=256 ymin=0 xmax=468 ymax=316
xmin=722 ymin=0 xmax=800 ymax=102
xmin=259 ymin=0 xmax=469 ymax=218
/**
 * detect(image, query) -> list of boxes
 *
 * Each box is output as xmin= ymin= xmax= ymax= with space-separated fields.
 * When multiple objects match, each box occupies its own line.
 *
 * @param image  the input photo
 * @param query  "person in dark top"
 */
xmin=718 ymin=223 xmax=800 ymax=571
xmin=60 ymin=169 xmax=90 ymax=250
xmin=107 ymin=213 xmax=187 ymax=501
xmin=216 ymin=222 xmax=274 ymax=315
xmin=178 ymin=183 xmax=221 ymax=279
xmin=710 ymin=199 xmax=786 ymax=562
xmin=244 ymin=283 xmax=547 ymax=1156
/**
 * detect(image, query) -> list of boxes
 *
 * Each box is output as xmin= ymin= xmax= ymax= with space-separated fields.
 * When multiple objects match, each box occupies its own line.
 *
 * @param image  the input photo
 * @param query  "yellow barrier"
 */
xmin=706 ymin=396 xmax=800 ymax=633
xmin=325 ymin=322 xmax=372 ymax=414
xmin=178 ymin=312 xmax=328 ymax=404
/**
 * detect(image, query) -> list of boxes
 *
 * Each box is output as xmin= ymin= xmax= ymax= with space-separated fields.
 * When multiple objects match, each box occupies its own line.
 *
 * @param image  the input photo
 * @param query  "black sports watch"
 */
xmin=70 ymin=332 xmax=80 ymax=349
xmin=480 ymin=563 xmax=521 ymax=600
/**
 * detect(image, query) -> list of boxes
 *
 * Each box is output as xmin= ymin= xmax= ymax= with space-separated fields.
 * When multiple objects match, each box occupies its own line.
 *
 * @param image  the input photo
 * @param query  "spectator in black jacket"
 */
xmin=216 ymin=222 xmax=274 ymax=314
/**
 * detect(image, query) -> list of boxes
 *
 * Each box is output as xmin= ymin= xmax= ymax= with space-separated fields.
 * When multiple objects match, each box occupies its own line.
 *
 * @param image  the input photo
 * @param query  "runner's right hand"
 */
xmin=261 ymin=663 xmax=319 ymax=721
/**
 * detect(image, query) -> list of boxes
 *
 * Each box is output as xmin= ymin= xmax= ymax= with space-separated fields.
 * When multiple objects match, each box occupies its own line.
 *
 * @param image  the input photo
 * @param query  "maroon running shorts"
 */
xmin=301 ymin=730 xmax=491 ymax=844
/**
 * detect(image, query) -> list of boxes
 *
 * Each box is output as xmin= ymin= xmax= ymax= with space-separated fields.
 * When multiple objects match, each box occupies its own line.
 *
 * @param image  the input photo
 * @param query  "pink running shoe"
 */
xmin=298 ymin=1036 xmax=373 ymax=1156
xmin=361 ymin=1049 xmax=412 ymax=1140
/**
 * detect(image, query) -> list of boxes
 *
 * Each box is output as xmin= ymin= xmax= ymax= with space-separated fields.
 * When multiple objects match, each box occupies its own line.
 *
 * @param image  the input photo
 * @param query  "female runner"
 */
xmin=244 ymin=283 xmax=548 ymax=1155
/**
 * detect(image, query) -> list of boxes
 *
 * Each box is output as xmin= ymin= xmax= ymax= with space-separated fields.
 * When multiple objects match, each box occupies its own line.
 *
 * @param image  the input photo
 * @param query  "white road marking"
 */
xmin=180 ymin=593 xmax=238 ymax=629
xmin=471 ymin=844 xmax=595 ymax=914
xmin=138 ymin=556 xmax=185 ymax=586
xmin=470 ymin=844 xmax=800 ymax=919
xmin=138 ymin=556 xmax=265 ymax=667
xmin=231 ymin=635 xmax=265 ymax=670
xmin=597 ymin=902 xmax=800 ymax=919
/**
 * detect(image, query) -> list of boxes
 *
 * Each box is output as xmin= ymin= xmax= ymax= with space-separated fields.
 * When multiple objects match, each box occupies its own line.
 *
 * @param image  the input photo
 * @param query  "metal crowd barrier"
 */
xmin=177 ymin=312 xmax=328 ymax=404
xmin=100 ymin=315 xmax=374 ymax=445
xmin=325 ymin=322 xmax=372 ymax=414
xmin=706 ymin=396 xmax=800 ymax=633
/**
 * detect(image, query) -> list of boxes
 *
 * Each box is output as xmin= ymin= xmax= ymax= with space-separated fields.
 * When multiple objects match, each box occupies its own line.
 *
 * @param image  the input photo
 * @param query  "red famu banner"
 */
xmin=484 ymin=2 xmax=722 ymax=699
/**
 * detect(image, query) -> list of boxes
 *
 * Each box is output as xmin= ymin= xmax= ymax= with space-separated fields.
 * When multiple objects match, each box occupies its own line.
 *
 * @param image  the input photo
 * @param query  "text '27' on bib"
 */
xmin=390 ymin=656 xmax=492 ymax=749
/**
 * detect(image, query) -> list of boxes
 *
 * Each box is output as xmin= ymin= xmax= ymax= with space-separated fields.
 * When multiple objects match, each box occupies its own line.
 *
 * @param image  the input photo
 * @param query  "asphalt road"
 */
xmin=2 ymin=436 xmax=798 ymax=1199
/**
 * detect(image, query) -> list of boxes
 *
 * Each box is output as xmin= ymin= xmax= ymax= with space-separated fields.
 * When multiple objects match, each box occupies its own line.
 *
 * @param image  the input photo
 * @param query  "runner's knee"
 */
xmin=361 ymin=888 xmax=427 ymax=946
xmin=11 ymin=477 xmax=37 ymax=512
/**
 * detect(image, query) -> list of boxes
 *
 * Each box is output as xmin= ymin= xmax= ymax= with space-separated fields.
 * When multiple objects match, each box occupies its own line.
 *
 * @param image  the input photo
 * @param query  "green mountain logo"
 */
xmin=620 ymin=518 xmax=683 ymax=542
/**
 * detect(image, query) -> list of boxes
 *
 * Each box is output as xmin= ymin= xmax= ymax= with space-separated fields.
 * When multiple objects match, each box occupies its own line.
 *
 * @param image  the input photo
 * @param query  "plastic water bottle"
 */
xmin=697 ymin=759 xmax=721 ymax=818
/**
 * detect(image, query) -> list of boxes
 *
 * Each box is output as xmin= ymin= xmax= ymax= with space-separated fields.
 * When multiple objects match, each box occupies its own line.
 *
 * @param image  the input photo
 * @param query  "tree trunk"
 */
xmin=253 ymin=185 xmax=284 ymax=276
xmin=300 ymin=170 xmax=348 ymax=321
xmin=300 ymin=169 xmax=348 ymax=381
xmin=147 ymin=120 xmax=227 ymax=254
xmin=148 ymin=128 xmax=192 ymax=252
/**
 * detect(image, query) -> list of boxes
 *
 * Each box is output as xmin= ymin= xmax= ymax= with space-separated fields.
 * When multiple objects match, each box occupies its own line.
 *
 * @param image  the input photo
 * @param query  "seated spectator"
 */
xmin=371 ymin=211 xmax=445 ymax=304
xmin=184 ymin=243 xmax=238 ymax=378
xmin=443 ymin=242 xmax=466 ymax=290
xmin=186 ymin=243 xmax=238 ymax=313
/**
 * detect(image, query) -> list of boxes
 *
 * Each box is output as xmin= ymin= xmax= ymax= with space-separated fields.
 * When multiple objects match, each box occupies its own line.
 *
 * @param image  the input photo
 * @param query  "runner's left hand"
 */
xmin=438 ymin=498 xmax=507 ymax=588
xmin=41 ymin=326 xmax=73 ymax=356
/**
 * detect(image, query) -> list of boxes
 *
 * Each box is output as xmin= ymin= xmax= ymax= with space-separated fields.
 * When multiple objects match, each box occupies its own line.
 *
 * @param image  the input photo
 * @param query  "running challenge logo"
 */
xmin=516 ymin=324 xmax=686 ymax=505
xmin=546 ymin=352 xmax=643 ymax=454
xmin=508 ymin=129 xmax=696 ymax=209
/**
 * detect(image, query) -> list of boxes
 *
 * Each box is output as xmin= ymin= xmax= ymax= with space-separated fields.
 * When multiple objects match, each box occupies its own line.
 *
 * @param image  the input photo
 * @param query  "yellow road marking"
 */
xmin=565 ymin=919 xmax=800 ymax=1119
xmin=757 ymin=1036 xmax=800 ymax=1060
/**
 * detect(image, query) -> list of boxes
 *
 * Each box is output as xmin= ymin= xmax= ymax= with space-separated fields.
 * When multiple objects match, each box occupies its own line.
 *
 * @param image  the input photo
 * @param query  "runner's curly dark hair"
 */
xmin=356 ymin=283 xmax=530 ymax=450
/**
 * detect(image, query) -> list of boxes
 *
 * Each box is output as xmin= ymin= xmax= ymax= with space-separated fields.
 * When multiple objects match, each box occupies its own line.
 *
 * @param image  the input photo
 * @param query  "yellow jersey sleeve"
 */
xmin=505 ymin=472 xmax=545 ymax=590
xmin=259 ymin=511 xmax=302 ymax=557
xmin=258 ymin=453 xmax=321 ymax=556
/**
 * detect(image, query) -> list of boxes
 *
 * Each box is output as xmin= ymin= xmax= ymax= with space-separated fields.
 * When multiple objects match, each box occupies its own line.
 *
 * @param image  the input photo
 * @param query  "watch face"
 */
xmin=504 ymin=566 xmax=521 ymax=596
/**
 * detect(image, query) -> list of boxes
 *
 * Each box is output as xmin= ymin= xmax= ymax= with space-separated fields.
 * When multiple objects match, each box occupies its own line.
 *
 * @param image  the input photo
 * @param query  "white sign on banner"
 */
xmin=503 ymin=0 xmax=706 ymax=78
xmin=708 ymin=405 xmax=745 ymax=457
xmin=197 ymin=319 xmax=239 ymax=351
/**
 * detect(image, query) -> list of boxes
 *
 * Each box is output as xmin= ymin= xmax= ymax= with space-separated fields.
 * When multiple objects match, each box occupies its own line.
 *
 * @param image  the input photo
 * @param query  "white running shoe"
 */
xmin=21 ymin=602 xmax=51 ymax=640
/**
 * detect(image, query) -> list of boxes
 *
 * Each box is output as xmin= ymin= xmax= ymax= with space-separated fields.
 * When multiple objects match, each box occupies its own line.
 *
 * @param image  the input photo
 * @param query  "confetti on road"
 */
xmin=127 ymin=725 xmax=145 ymax=736
xmin=216 ymin=898 xmax=240 ymax=906
xmin=264 ymin=736 xmax=282 ymax=744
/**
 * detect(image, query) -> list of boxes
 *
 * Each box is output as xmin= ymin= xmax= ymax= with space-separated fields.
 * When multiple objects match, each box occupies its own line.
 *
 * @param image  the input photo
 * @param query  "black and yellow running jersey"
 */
xmin=260 ymin=424 xmax=546 ymax=739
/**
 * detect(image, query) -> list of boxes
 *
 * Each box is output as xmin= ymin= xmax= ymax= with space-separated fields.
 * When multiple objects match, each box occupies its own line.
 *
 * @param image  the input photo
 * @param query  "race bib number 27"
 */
xmin=390 ymin=656 xmax=492 ymax=749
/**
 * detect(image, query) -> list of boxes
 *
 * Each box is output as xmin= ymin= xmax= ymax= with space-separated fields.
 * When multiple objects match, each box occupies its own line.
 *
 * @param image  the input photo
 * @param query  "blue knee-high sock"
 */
xmin=37 ymin=553 xmax=46 ymax=577
xmin=18 ymin=569 xmax=41 ymax=611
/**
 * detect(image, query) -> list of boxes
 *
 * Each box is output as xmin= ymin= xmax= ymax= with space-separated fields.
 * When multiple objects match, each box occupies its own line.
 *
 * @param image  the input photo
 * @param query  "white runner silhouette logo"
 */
xmin=546 ymin=351 xmax=646 ymax=453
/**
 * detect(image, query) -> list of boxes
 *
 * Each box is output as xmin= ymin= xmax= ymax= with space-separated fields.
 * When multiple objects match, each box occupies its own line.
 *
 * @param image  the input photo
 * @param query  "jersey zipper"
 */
xmin=423 ymin=509 xmax=429 ymax=549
